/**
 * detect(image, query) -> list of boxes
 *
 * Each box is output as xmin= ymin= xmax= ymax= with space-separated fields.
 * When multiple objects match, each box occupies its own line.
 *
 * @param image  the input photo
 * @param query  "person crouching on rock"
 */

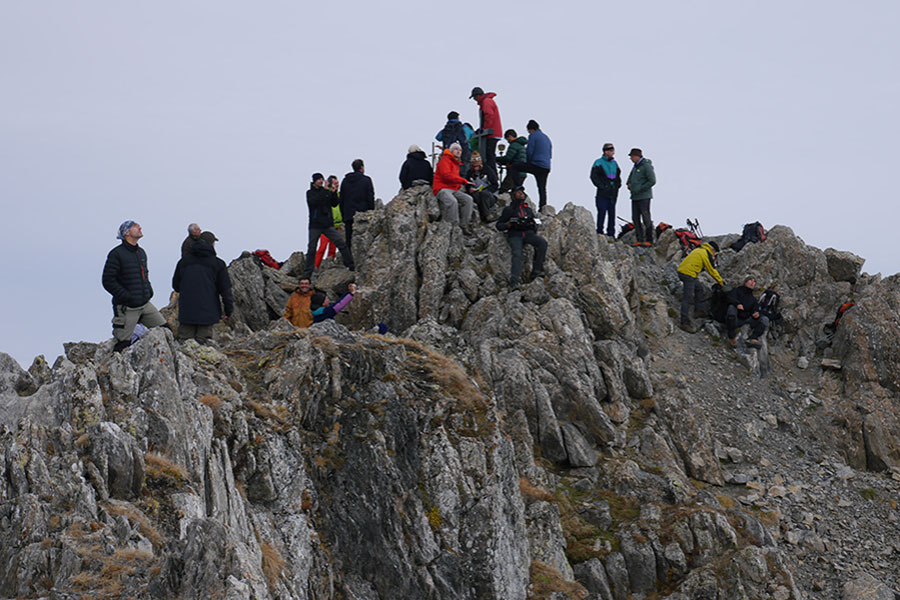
xmin=726 ymin=275 xmax=768 ymax=348
xmin=433 ymin=142 xmax=475 ymax=233
xmin=496 ymin=186 xmax=547 ymax=291
xmin=676 ymin=240 xmax=724 ymax=333
xmin=311 ymin=283 xmax=356 ymax=323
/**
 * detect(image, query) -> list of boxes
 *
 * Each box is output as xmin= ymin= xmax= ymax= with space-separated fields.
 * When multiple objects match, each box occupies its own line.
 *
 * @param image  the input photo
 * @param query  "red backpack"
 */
xmin=252 ymin=249 xmax=282 ymax=270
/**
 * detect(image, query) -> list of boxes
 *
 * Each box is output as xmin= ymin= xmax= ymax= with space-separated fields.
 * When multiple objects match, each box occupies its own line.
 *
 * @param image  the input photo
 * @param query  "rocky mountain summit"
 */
xmin=2 ymin=184 xmax=900 ymax=599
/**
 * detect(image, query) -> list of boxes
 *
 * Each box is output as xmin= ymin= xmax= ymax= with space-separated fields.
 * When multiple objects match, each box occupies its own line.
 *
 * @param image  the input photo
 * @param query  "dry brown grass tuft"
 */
xmin=520 ymin=478 xmax=557 ymax=503
xmin=260 ymin=542 xmax=285 ymax=591
xmin=104 ymin=502 xmax=164 ymax=548
xmin=248 ymin=400 xmax=288 ymax=423
xmin=529 ymin=561 xmax=588 ymax=599
xmin=75 ymin=433 xmax=91 ymax=449
xmin=396 ymin=338 xmax=486 ymax=411
xmin=198 ymin=394 xmax=223 ymax=411
xmin=145 ymin=452 xmax=189 ymax=487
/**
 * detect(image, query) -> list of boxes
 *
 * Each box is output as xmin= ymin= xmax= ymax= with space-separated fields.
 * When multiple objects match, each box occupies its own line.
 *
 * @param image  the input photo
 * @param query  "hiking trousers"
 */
xmin=304 ymin=226 xmax=353 ymax=279
xmin=510 ymin=163 xmax=550 ymax=209
xmin=678 ymin=272 xmax=710 ymax=324
xmin=436 ymin=189 xmax=474 ymax=225
xmin=112 ymin=302 xmax=166 ymax=342
xmin=507 ymin=231 xmax=547 ymax=286
xmin=631 ymin=199 xmax=652 ymax=243
xmin=726 ymin=305 xmax=769 ymax=340
xmin=595 ymin=195 xmax=617 ymax=236
xmin=177 ymin=323 xmax=214 ymax=343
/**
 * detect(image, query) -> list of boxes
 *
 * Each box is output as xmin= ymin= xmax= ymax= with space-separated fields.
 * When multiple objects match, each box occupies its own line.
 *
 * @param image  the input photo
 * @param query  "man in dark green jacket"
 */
xmin=496 ymin=129 xmax=527 ymax=192
xmin=626 ymin=148 xmax=657 ymax=247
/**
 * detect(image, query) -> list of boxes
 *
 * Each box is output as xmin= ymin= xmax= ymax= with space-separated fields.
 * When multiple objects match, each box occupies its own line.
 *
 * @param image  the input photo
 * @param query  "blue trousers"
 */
xmin=595 ymin=195 xmax=617 ymax=236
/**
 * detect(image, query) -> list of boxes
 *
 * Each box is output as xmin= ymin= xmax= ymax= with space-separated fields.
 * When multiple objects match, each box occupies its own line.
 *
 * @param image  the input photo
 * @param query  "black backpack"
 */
xmin=710 ymin=285 xmax=729 ymax=323
xmin=731 ymin=222 xmax=766 ymax=252
xmin=758 ymin=289 xmax=781 ymax=321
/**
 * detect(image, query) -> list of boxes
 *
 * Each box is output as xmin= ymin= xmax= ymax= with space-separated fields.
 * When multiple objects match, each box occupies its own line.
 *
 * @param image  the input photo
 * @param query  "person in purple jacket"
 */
xmin=311 ymin=283 xmax=357 ymax=323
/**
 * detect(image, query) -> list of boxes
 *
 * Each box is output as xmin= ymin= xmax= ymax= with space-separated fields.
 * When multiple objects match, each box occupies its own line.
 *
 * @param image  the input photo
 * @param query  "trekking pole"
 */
xmin=617 ymin=216 xmax=633 ymax=225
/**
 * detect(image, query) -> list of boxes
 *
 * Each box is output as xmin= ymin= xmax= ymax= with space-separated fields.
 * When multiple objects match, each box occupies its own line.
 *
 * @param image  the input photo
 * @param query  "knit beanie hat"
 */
xmin=311 ymin=172 xmax=324 ymax=183
xmin=117 ymin=220 xmax=137 ymax=240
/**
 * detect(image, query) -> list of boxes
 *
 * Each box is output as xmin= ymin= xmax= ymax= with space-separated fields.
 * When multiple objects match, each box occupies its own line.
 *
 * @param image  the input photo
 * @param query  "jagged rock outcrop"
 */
xmin=2 ymin=183 xmax=900 ymax=599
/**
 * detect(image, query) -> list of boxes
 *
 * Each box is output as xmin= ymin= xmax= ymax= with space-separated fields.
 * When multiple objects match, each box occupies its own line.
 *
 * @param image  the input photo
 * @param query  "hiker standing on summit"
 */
xmin=181 ymin=223 xmax=202 ymax=257
xmin=436 ymin=111 xmax=473 ymax=176
xmin=172 ymin=231 xmax=233 ymax=343
xmin=339 ymin=159 xmax=375 ymax=249
xmin=626 ymin=148 xmax=656 ymax=247
xmin=102 ymin=221 xmax=166 ymax=351
xmin=509 ymin=120 xmax=552 ymax=209
xmin=590 ymin=143 xmax=622 ymax=237
xmin=469 ymin=87 xmax=502 ymax=176
xmin=304 ymin=173 xmax=354 ymax=280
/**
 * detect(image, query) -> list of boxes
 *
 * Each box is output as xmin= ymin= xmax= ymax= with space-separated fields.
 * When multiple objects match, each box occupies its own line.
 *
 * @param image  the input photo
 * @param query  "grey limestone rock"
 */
xmin=825 ymin=247 xmax=865 ymax=283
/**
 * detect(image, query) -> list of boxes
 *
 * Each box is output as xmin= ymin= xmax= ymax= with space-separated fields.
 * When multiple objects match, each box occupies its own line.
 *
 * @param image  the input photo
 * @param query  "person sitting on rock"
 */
xmin=399 ymin=144 xmax=434 ymax=190
xmin=311 ymin=283 xmax=356 ymax=323
xmin=284 ymin=278 xmax=320 ymax=328
xmin=676 ymin=241 xmax=724 ymax=333
xmin=496 ymin=186 xmax=547 ymax=290
xmin=433 ymin=142 xmax=475 ymax=232
xmin=726 ymin=275 xmax=768 ymax=348
xmin=467 ymin=152 xmax=499 ymax=222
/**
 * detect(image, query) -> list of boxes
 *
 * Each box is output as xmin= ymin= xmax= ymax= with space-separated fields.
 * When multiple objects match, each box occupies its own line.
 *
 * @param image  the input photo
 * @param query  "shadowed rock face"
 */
xmin=2 ymin=186 xmax=899 ymax=598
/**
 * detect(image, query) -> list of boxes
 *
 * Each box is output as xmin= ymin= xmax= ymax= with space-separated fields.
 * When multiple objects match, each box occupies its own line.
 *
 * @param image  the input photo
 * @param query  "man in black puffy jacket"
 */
xmin=172 ymin=231 xmax=234 ymax=343
xmin=399 ymin=145 xmax=433 ymax=190
xmin=726 ymin=275 xmax=768 ymax=348
xmin=102 ymin=220 xmax=166 ymax=350
xmin=305 ymin=172 xmax=355 ymax=279
xmin=496 ymin=186 xmax=547 ymax=290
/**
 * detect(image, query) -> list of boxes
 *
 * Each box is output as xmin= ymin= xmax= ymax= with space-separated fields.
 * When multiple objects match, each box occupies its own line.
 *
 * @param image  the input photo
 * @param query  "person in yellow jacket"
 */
xmin=676 ymin=241 xmax=724 ymax=332
xmin=284 ymin=278 xmax=325 ymax=328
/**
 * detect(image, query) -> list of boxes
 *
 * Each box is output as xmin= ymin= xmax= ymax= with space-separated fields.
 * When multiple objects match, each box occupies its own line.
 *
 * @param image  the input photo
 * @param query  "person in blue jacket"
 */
xmin=509 ymin=120 xmax=552 ymax=209
xmin=310 ymin=283 xmax=356 ymax=323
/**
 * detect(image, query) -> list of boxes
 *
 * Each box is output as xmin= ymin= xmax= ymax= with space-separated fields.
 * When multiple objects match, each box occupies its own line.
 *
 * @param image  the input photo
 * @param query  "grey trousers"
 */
xmin=631 ymin=198 xmax=653 ymax=243
xmin=436 ymin=188 xmax=474 ymax=225
xmin=678 ymin=272 xmax=710 ymax=323
xmin=178 ymin=323 xmax=214 ymax=343
xmin=112 ymin=302 xmax=166 ymax=342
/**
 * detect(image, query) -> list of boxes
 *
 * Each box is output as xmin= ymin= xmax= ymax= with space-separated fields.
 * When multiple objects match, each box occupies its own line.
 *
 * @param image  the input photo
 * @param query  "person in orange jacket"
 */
xmin=283 ymin=278 xmax=327 ymax=328
xmin=433 ymin=143 xmax=474 ymax=231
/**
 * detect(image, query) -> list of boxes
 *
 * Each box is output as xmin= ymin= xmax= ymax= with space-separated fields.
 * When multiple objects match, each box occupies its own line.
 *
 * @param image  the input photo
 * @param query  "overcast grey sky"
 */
xmin=2 ymin=1 xmax=899 ymax=368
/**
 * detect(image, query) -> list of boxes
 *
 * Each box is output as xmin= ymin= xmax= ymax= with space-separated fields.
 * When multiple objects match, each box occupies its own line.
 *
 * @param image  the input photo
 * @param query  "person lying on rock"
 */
xmin=311 ymin=283 xmax=356 ymax=323
xmin=726 ymin=275 xmax=768 ymax=348
xmin=676 ymin=240 xmax=724 ymax=333
xmin=496 ymin=186 xmax=547 ymax=291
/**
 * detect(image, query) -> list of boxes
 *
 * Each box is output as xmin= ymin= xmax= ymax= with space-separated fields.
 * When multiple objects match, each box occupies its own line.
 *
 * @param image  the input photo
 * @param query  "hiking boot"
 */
xmin=679 ymin=322 xmax=697 ymax=333
xmin=509 ymin=281 xmax=520 ymax=291
xmin=530 ymin=270 xmax=545 ymax=281
xmin=632 ymin=242 xmax=644 ymax=247
xmin=746 ymin=338 xmax=762 ymax=348
xmin=728 ymin=338 xmax=737 ymax=347
xmin=113 ymin=339 xmax=131 ymax=353
xmin=694 ymin=310 xmax=710 ymax=318
xmin=641 ymin=241 xmax=653 ymax=247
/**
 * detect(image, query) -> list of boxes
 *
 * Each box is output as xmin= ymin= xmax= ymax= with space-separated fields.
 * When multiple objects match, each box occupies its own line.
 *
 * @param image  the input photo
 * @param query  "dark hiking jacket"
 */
xmin=627 ymin=157 xmax=656 ymax=200
xmin=497 ymin=195 xmax=539 ymax=238
xmin=727 ymin=285 xmax=760 ymax=321
xmin=590 ymin=156 xmax=622 ymax=199
xmin=102 ymin=242 xmax=153 ymax=308
xmin=172 ymin=240 xmax=234 ymax=326
xmin=307 ymin=184 xmax=340 ymax=229
xmin=339 ymin=170 xmax=375 ymax=223
xmin=497 ymin=136 xmax=527 ymax=167
xmin=399 ymin=151 xmax=434 ymax=189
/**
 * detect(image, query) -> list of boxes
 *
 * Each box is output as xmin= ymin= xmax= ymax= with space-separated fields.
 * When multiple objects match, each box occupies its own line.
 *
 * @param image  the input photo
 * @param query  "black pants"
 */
xmin=510 ymin=162 xmax=550 ymax=208
xmin=678 ymin=272 xmax=710 ymax=324
xmin=472 ymin=191 xmax=496 ymax=221
xmin=726 ymin=305 xmax=769 ymax=340
xmin=595 ymin=195 xmax=617 ymax=236
xmin=305 ymin=225 xmax=353 ymax=278
xmin=631 ymin=198 xmax=652 ymax=243
xmin=507 ymin=230 xmax=547 ymax=286
xmin=483 ymin=137 xmax=498 ymax=175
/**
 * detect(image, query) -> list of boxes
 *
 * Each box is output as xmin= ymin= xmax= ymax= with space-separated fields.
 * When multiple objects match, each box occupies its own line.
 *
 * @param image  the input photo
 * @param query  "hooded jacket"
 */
xmin=102 ymin=241 xmax=154 ymax=308
xmin=476 ymin=92 xmax=502 ymax=138
xmin=590 ymin=156 xmax=622 ymax=199
xmin=433 ymin=150 xmax=469 ymax=195
xmin=497 ymin=136 xmax=527 ymax=166
xmin=399 ymin=151 xmax=434 ymax=189
xmin=172 ymin=240 xmax=234 ymax=326
xmin=339 ymin=170 xmax=375 ymax=223
xmin=627 ymin=157 xmax=656 ymax=200
xmin=677 ymin=243 xmax=724 ymax=286
xmin=525 ymin=129 xmax=552 ymax=169
xmin=307 ymin=184 xmax=340 ymax=229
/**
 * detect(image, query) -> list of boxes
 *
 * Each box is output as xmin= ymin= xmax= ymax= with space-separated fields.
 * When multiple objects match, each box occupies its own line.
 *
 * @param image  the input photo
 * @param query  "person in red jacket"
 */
xmin=470 ymin=87 xmax=502 ymax=176
xmin=433 ymin=143 xmax=474 ymax=231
